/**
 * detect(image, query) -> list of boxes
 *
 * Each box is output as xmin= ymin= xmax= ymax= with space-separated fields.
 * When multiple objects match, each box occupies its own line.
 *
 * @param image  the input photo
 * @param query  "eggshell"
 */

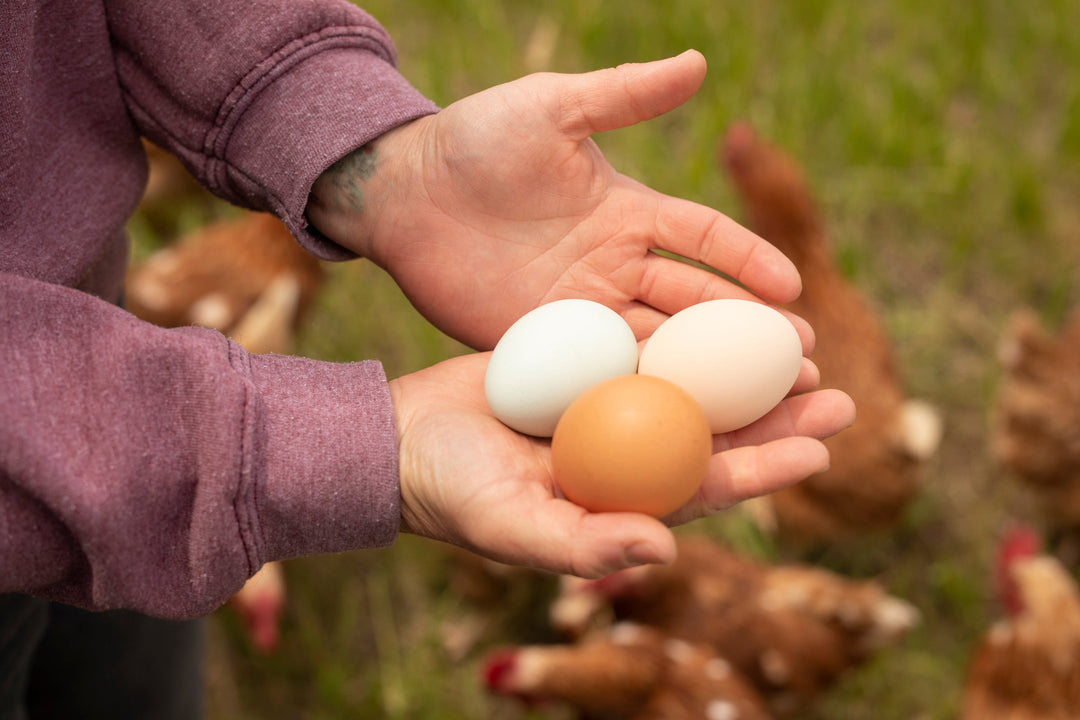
xmin=638 ymin=299 xmax=802 ymax=434
xmin=484 ymin=299 xmax=639 ymax=437
xmin=551 ymin=374 xmax=712 ymax=517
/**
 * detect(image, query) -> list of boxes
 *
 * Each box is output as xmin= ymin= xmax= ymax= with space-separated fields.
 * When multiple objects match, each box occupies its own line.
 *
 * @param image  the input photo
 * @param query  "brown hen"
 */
xmin=483 ymin=621 xmax=774 ymax=720
xmin=549 ymin=536 xmax=918 ymax=717
xmin=961 ymin=524 xmax=1080 ymax=719
xmin=720 ymin=121 xmax=942 ymax=544
xmin=125 ymin=210 xmax=325 ymax=352
xmin=993 ymin=308 xmax=1080 ymax=540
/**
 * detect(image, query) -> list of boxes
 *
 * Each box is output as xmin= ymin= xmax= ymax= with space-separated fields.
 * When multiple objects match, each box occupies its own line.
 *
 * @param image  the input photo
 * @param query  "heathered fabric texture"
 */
xmin=0 ymin=0 xmax=439 ymax=619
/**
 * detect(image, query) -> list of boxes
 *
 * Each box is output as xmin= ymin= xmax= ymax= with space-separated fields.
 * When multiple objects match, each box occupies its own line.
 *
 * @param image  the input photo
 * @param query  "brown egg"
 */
xmin=551 ymin=374 xmax=712 ymax=517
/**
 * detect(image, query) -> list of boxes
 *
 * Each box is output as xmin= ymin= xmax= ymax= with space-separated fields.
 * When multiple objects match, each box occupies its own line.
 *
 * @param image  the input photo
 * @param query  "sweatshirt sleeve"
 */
xmin=0 ymin=273 xmax=400 ymax=619
xmin=107 ymin=0 xmax=440 ymax=260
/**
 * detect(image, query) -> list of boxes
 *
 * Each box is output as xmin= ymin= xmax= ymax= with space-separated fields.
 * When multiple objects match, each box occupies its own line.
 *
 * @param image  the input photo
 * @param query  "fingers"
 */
xmin=661 ymin=436 xmax=832 ymax=527
xmin=716 ymin=388 xmax=856 ymax=452
xmin=556 ymin=50 xmax=708 ymax=140
xmin=477 ymin=498 xmax=679 ymax=579
xmin=638 ymin=250 xmax=816 ymax=352
xmin=646 ymin=189 xmax=802 ymax=305
xmin=710 ymin=436 xmax=831 ymax=508
xmin=790 ymin=358 xmax=820 ymax=396
xmin=456 ymin=389 xmax=852 ymax=577
xmin=656 ymin=387 xmax=854 ymax=525
xmin=516 ymin=388 xmax=853 ymax=551
xmin=639 ymin=249 xmax=763 ymax=314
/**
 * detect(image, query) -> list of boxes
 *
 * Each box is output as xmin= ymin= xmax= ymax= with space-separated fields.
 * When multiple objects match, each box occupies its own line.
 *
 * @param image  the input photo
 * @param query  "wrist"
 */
xmin=306 ymin=119 xmax=422 ymax=262
xmin=306 ymin=142 xmax=380 ymax=259
xmin=387 ymin=376 xmax=430 ymax=540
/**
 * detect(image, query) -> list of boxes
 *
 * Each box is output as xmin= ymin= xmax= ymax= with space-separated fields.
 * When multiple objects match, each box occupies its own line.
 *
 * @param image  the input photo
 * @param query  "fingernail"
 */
xmin=625 ymin=541 xmax=667 ymax=567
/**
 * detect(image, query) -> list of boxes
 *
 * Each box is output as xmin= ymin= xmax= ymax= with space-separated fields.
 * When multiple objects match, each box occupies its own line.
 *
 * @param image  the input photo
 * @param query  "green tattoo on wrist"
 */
xmin=324 ymin=144 xmax=378 ymax=213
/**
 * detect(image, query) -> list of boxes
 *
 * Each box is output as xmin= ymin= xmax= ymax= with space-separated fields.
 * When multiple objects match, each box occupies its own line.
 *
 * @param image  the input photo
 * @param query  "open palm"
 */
xmin=310 ymin=51 xmax=806 ymax=350
xmin=390 ymin=352 xmax=854 ymax=578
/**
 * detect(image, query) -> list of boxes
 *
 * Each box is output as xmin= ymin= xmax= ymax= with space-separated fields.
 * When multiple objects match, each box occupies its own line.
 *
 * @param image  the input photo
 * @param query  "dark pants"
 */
xmin=0 ymin=595 xmax=204 ymax=720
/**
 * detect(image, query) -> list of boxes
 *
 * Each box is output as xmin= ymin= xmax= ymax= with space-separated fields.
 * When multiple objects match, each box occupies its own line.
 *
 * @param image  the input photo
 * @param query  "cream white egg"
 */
xmin=638 ymin=299 xmax=802 ymax=434
xmin=484 ymin=299 xmax=639 ymax=437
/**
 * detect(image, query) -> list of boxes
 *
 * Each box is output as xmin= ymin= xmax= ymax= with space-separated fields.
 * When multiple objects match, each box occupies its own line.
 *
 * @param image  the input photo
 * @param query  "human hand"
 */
xmin=389 ymin=352 xmax=855 ymax=579
xmin=308 ymin=50 xmax=807 ymax=351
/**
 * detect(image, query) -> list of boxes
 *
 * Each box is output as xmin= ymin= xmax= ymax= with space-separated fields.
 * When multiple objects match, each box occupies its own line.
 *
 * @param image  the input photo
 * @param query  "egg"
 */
xmin=484 ymin=299 xmax=639 ymax=437
xmin=638 ymin=299 xmax=802 ymax=434
xmin=551 ymin=374 xmax=712 ymax=517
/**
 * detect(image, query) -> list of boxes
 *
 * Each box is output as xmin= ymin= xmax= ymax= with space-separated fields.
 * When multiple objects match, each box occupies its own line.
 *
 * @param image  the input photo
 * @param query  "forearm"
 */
xmin=108 ymin=0 xmax=438 ymax=259
xmin=0 ymin=273 xmax=400 ymax=619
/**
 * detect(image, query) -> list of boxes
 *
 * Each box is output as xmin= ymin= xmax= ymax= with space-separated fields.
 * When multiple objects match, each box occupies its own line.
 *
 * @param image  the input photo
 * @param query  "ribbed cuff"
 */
xmin=242 ymin=353 xmax=400 ymax=562
xmin=216 ymin=38 xmax=439 ymax=259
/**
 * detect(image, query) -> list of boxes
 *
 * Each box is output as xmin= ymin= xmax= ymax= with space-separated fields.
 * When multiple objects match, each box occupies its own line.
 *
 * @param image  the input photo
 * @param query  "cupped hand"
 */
xmin=389 ymin=352 xmax=855 ymax=579
xmin=309 ymin=50 xmax=807 ymax=351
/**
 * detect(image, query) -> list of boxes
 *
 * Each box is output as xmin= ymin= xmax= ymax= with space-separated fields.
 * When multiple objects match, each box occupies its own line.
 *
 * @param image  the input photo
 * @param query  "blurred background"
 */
xmin=126 ymin=0 xmax=1080 ymax=718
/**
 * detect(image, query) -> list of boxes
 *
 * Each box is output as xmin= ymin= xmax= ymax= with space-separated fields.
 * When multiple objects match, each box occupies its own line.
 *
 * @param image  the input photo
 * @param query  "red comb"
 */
xmin=996 ymin=523 xmax=1043 ymax=615
xmin=481 ymin=648 xmax=518 ymax=691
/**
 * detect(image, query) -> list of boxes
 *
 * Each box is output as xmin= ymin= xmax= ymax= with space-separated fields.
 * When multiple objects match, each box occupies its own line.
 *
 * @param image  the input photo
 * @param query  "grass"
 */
xmin=126 ymin=0 xmax=1080 ymax=718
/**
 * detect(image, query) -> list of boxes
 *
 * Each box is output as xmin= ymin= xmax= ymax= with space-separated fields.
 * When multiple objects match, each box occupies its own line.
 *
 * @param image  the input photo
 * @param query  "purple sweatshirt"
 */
xmin=0 ymin=0 xmax=439 ymax=619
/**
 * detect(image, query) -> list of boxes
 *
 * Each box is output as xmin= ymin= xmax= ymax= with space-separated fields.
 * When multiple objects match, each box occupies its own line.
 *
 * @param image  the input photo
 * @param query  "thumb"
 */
xmin=556 ymin=49 xmax=707 ymax=140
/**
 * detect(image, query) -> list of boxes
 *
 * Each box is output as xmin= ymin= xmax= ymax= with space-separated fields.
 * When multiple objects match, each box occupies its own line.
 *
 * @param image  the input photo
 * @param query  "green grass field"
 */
xmin=129 ymin=1 xmax=1080 ymax=717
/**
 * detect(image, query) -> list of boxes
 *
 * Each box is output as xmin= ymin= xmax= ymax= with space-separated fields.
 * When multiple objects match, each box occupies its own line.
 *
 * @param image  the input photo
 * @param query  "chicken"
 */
xmin=549 ymin=536 xmax=919 ymax=717
xmin=961 ymin=524 xmax=1080 ymax=719
xmin=125 ymin=210 xmax=325 ymax=349
xmin=483 ymin=622 xmax=774 ymax=720
xmin=993 ymin=308 xmax=1080 ymax=542
xmin=720 ymin=121 xmax=942 ymax=544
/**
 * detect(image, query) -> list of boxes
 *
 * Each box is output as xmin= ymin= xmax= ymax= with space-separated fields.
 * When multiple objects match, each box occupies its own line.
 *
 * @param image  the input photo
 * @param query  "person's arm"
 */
xmin=108 ymin=0 xmax=438 ymax=259
xmin=0 ymin=273 xmax=400 ymax=619
xmin=0 ymin=0 xmax=441 ymax=619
